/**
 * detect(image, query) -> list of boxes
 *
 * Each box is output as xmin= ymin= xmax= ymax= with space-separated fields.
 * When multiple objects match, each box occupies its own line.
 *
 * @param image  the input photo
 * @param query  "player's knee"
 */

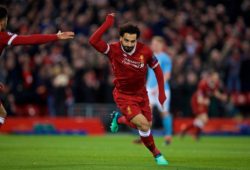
xmin=139 ymin=121 xmax=150 ymax=132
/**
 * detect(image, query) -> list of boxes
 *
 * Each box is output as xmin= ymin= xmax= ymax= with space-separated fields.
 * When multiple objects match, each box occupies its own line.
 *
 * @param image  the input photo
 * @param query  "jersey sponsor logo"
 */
xmin=122 ymin=57 xmax=144 ymax=69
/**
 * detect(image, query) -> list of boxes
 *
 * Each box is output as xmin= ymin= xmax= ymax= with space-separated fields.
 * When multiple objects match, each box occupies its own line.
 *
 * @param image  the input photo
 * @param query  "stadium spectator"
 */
xmin=0 ymin=0 xmax=249 ymax=116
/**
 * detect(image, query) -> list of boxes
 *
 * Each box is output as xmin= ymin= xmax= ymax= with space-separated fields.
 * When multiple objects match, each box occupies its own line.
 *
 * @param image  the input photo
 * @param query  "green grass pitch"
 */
xmin=0 ymin=134 xmax=250 ymax=170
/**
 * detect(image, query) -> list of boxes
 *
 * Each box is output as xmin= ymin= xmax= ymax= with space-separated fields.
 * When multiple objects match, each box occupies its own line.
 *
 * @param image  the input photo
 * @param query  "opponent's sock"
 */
xmin=162 ymin=114 xmax=172 ymax=136
xmin=139 ymin=130 xmax=161 ymax=157
xmin=118 ymin=116 xmax=137 ymax=129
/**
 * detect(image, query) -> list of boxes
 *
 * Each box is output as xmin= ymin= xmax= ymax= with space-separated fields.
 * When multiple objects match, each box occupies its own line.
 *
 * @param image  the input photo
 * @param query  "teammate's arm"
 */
xmin=9 ymin=31 xmax=74 ymax=46
xmin=89 ymin=13 xmax=115 ymax=54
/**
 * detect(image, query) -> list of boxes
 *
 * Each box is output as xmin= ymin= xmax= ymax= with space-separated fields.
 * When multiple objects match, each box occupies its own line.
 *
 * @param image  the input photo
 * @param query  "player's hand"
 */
xmin=105 ymin=13 xmax=115 ymax=26
xmin=57 ymin=31 xmax=75 ymax=40
xmin=158 ymin=93 xmax=167 ymax=106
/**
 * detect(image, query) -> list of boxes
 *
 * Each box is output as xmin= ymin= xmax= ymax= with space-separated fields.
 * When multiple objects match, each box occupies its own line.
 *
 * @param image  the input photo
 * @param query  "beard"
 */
xmin=122 ymin=44 xmax=134 ymax=53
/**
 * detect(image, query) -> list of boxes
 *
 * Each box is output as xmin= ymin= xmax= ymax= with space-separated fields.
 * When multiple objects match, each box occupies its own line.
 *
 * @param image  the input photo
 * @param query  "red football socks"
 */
xmin=183 ymin=122 xmax=202 ymax=139
xmin=117 ymin=116 xmax=137 ymax=129
xmin=140 ymin=131 xmax=161 ymax=157
xmin=183 ymin=123 xmax=195 ymax=133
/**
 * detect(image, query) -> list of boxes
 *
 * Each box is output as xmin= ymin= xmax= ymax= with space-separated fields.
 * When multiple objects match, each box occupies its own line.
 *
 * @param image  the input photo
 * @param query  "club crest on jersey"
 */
xmin=140 ymin=55 xmax=144 ymax=62
xmin=127 ymin=106 xmax=132 ymax=115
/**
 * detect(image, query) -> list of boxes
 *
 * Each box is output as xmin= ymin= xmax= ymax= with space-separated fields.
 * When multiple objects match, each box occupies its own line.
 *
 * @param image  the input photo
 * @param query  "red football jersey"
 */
xmin=197 ymin=79 xmax=219 ymax=97
xmin=0 ymin=32 xmax=17 ymax=54
xmin=0 ymin=31 xmax=58 ymax=55
xmin=104 ymin=41 xmax=158 ymax=94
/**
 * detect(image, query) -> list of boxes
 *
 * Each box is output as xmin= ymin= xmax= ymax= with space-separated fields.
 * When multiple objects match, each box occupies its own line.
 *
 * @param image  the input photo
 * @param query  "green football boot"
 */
xmin=155 ymin=154 xmax=169 ymax=166
xmin=110 ymin=111 xmax=120 ymax=133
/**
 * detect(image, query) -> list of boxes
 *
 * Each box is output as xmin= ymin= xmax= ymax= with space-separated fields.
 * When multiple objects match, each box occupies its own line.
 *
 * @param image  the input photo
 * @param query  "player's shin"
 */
xmin=139 ymin=129 xmax=161 ymax=157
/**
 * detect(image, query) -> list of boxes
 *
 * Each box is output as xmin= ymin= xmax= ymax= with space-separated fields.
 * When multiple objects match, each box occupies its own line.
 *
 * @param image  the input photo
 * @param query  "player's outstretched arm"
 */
xmin=153 ymin=65 xmax=167 ymax=106
xmin=10 ymin=31 xmax=74 ymax=46
xmin=89 ymin=13 xmax=115 ymax=53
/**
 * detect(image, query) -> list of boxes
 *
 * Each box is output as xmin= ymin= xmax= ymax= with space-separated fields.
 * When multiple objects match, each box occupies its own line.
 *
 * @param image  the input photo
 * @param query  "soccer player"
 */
xmin=89 ymin=13 xmax=168 ymax=165
xmin=181 ymin=71 xmax=227 ymax=139
xmin=147 ymin=36 xmax=172 ymax=144
xmin=0 ymin=6 xmax=74 ymax=128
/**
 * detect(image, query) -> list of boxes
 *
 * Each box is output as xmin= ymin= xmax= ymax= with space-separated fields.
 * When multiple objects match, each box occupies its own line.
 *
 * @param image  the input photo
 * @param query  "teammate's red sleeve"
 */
xmin=11 ymin=34 xmax=58 ymax=46
xmin=89 ymin=14 xmax=114 ymax=54
xmin=153 ymin=65 xmax=167 ymax=105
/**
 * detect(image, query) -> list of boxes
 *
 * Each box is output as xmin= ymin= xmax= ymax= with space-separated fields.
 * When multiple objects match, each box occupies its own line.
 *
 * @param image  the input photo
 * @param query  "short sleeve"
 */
xmin=162 ymin=56 xmax=172 ymax=73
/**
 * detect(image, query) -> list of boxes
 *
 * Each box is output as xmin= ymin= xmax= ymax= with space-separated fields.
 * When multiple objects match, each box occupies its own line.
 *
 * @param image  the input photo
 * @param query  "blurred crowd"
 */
xmin=0 ymin=0 xmax=249 ymax=117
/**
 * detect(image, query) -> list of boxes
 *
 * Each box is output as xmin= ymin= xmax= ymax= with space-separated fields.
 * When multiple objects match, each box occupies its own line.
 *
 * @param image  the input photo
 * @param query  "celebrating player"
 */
xmin=181 ymin=71 xmax=227 ymax=140
xmin=0 ymin=6 xmax=74 ymax=128
xmin=89 ymin=13 xmax=168 ymax=165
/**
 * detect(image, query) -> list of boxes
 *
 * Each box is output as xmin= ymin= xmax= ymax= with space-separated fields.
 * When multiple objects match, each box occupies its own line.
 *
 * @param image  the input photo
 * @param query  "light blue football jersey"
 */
xmin=147 ymin=52 xmax=172 ymax=90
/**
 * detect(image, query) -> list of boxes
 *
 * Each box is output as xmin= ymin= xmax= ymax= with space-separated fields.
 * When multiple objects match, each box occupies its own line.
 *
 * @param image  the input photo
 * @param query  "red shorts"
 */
xmin=113 ymin=88 xmax=152 ymax=121
xmin=191 ymin=93 xmax=208 ymax=115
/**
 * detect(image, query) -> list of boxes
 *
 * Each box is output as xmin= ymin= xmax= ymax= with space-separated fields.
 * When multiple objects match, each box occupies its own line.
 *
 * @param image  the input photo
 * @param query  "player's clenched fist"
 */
xmin=57 ymin=31 xmax=75 ymax=40
xmin=105 ymin=13 xmax=115 ymax=26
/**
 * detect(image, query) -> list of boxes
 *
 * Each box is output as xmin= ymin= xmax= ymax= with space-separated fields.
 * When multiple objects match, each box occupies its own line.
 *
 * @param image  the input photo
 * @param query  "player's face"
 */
xmin=0 ymin=17 xmax=7 ymax=31
xmin=120 ymin=33 xmax=137 ymax=53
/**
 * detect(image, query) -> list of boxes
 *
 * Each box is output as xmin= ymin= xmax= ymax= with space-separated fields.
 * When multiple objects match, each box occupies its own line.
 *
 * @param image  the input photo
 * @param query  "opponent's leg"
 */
xmin=160 ymin=90 xmax=172 ymax=144
xmin=162 ymin=111 xmax=172 ymax=144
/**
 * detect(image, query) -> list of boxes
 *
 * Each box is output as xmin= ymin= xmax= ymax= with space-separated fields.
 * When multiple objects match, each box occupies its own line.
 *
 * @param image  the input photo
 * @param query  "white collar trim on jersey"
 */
xmin=121 ymin=43 xmax=137 ymax=56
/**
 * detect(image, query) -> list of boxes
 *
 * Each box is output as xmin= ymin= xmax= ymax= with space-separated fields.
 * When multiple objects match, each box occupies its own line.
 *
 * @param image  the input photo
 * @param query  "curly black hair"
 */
xmin=119 ymin=23 xmax=140 ymax=38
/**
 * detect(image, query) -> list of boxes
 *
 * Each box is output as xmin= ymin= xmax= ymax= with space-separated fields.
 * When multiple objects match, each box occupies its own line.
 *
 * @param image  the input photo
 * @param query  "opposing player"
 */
xmin=181 ymin=71 xmax=227 ymax=140
xmin=147 ymin=36 xmax=172 ymax=144
xmin=89 ymin=13 xmax=168 ymax=165
xmin=0 ymin=6 xmax=74 ymax=128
